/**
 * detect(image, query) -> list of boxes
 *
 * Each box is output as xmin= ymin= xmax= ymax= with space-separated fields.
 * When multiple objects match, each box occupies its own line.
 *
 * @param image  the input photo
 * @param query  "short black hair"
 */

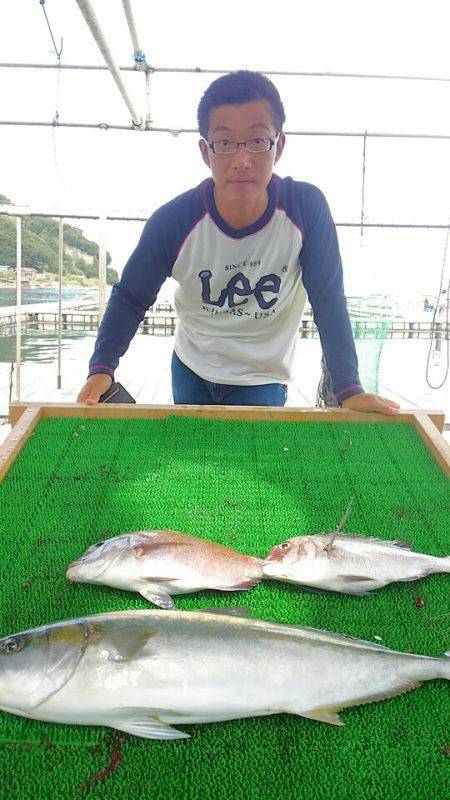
xmin=197 ymin=70 xmax=286 ymax=139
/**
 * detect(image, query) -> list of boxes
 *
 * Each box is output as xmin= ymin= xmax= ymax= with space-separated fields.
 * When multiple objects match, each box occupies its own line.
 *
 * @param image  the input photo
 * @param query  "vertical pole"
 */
xmin=15 ymin=216 xmax=22 ymax=401
xmin=360 ymin=130 xmax=367 ymax=237
xmin=57 ymin=218 xmax=64 ymax=389
xmin=98 ymin=214 xmax=106 ymax=324
xmin=145 ymin=70 xmax=153 ymax=128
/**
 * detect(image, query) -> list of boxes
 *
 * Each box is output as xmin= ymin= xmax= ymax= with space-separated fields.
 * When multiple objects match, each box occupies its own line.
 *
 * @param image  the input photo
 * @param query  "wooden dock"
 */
xmin=0 ymin=298 xmax=98 ymax=332
xmin=1 ymin=335 xmax=448 ymax=426
xmin=1 ymin=302 xmax=448 ymax=340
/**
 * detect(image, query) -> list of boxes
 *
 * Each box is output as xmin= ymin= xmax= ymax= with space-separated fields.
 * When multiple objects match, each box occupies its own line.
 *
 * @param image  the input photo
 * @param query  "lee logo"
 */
xmin=199 ymin=270 xmax=281 ymax=310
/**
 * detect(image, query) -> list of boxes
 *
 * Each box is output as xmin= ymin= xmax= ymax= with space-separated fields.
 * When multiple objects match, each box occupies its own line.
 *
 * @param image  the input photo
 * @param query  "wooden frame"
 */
xmin=1 ymin=402 xmax=449 ymax=483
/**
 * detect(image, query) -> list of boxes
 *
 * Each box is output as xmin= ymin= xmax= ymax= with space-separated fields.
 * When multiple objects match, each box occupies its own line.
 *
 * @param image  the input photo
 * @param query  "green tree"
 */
xmin=0 ymin=192 xmax=113 ymax=279
xmin=107 ymin=267 xmax=119 ymax=284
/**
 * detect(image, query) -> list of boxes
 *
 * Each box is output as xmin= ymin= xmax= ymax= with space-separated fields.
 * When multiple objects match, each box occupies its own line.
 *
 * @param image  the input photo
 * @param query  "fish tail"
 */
xmin=407 ymin=651 xmax=450 ymax=682
xmin=439 ymin=556 xmax=450 ymax=573
xmin=436 ymin=652 xmax=450 ymax=680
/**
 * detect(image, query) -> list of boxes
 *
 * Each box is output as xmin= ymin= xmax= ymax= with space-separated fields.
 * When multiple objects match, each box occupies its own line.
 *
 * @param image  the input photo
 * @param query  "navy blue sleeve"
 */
xmin=88 ymin=210 xmax=172 ymax=378
xmin=298 ymin=185 xmax=364 ymax=403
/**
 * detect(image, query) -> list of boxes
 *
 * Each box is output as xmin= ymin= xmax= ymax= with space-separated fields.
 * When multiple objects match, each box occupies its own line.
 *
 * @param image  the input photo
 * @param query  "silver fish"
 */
xmin=66 ymin=530 xmax=263 ymax=608
xmin=262 ymin=534 xmax=450 ymax=595
xmin=0 ymin=608 xmax=448 ymax=739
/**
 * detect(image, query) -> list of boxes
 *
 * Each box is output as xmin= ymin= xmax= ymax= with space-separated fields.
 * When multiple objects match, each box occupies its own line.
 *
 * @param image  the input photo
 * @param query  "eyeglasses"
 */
xmin=208 ymin=136 xmax=279 ymax=155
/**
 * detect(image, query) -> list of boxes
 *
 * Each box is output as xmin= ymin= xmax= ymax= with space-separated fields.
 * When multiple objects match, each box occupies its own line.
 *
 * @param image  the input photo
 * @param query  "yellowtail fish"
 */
xmin=66 ymin=530 xmax=263 ymax=608
xmin=0 ymin=608 xmax=448 ymax=739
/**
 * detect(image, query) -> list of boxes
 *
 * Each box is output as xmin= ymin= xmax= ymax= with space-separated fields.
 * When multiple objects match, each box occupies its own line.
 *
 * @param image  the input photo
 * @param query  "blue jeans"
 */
xmin=171 ymin=351 xmax=287 ymax=406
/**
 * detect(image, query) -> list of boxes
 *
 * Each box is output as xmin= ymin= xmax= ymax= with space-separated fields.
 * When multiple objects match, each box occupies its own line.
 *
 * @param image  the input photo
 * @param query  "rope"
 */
xmin=145 ymin=70 xmax=153 ymax=127
xmin=39 ymin=0 xmax=65 ymax=189
xmin=39 ymin=0 xmax=63 ymax=60
xmin=51 ymin=59 xmax=64 ymax=185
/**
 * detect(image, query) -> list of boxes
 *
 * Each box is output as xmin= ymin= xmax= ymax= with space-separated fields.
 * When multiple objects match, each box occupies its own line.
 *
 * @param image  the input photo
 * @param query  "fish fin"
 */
xmin=227 ymin=577 xmax=262 ymax=590
xmin=139 ymin=587 xmax=175 ymax=609
xmin=301 ymin=682 xmax=422 ymax=726
xmin=133 ymin=540 xmax=190 ymax=560
xmin=347 ymin=681 xmax=423 ymax=710
xmin=335 ymin=495 xmax=355 ymax=534
xmin=324 ymin=495 xmax=356 ymax=553
xmin=298 ymin=627 xmax=393 ymax=651
xmin=327 ymin=534 xmax=414 ymax=550
xmin=302 ymin=707 xmax=345 ymax=727
xmin=323 ymin=531 xmax=338 ymax=554
xmin=336 ymin=575 xmax=378 ymax=592
xmin=233 ymin=618 xmax=394 ymax=652
xmin=393 ymin=572 xmax=430 ymax=583
xmin=135 ymin=540 xmax=190 ymax=556
xmin=107 ymin=708 xmax=190 ymax=740
xmin=382 ymin=538 xmax=414 ymax=549
xmin=90 ymin=622 xmax=159 ymax=662
xmin=202 ymin=606 xmax=253 ymax=618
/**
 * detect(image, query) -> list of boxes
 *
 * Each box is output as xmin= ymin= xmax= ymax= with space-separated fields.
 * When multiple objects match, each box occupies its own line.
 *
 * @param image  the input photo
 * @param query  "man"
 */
xmin=78 ymin=70 xmax=399 ymax=416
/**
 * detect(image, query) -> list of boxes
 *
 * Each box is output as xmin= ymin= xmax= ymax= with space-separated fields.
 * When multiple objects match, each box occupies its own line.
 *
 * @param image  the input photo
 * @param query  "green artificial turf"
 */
xmin=0 ymin=416 xmax=448 ymax=799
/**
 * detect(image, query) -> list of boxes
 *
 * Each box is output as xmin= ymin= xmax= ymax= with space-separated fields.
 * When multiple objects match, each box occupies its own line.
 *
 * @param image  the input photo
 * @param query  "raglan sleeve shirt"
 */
xmin=88 ymin=177 xmax=364 ymax=404
xmin=297 ymin=183 xmax=364 ymax=403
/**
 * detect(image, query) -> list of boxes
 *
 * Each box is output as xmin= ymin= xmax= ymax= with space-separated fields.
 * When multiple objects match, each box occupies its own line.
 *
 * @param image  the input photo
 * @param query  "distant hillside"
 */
xmin=0 ymin=194 xmax=119 ymax=285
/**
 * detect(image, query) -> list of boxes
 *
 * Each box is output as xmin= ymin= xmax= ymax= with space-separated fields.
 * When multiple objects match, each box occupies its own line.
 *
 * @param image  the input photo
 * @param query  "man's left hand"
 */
xmin=341 ymin=393 xmax=400 ymax=416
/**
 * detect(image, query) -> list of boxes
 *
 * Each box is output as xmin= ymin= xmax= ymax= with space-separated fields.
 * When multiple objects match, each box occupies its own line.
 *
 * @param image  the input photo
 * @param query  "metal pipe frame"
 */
xmin=0 ymin=206 xmax=448 ymax=230
xmin=121 ymin=0 xmax=148 ymax=69
xmin=98 ymin=214 xmax=107 ymax=322
xmin=0 ymin=119 xmax=448 ymax=140
xmin=74 ymin=0 xmax=143 ymax=127
xmin=1 ymin=62 xmax=449 ymax=82
xmin=15 ymin=218 xmax=21 ymax=401
xmin=57 ymin=219 xmax=63 ymax=390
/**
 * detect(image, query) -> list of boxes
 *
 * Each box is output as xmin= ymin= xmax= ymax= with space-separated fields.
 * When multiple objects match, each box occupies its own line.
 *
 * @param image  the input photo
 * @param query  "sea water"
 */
xmin=0 ymin=286 xmax=99 ymax=309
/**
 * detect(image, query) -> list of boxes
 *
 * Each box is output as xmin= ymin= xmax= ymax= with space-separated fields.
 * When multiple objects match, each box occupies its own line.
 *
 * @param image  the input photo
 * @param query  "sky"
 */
xmin=0 ymin=0 xmax=449 ymax=300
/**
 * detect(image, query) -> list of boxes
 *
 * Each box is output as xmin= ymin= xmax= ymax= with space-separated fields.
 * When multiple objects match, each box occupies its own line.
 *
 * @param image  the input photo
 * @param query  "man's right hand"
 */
xmin=77 ymin=374 xmax=113 ymax=405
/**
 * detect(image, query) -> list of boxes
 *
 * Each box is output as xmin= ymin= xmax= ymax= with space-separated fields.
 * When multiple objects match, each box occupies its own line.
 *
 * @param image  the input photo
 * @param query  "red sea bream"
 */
xmin=66 ymin=530 xmax=263 ymax=608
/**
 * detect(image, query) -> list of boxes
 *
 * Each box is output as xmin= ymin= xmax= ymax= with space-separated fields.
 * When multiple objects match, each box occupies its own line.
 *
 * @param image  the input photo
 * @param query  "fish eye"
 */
xmin=1 ymin=638 xmax=20 ymax=655
xmin=279 ymin=542 xmax=291 ymax=551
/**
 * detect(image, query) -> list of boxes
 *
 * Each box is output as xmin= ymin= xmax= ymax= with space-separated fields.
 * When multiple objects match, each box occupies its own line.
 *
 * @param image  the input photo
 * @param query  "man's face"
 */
xmin=199 ymin=100 xmax=285 ymax=204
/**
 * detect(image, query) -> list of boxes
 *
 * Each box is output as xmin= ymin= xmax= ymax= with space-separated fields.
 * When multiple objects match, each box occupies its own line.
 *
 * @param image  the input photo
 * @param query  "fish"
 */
xmin=262 ymin=497 xmax=450 ymax=595
xmin=0 ymin=607 xmax=448 ymax=739
xmin=66 ymin=530 xmax=263 ymax=608
xmin=262 ymin=532 xmax=450 ymax=594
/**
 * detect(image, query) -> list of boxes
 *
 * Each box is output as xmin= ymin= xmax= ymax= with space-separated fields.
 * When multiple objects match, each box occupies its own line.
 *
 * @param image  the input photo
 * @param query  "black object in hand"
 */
xmin=98 ymin=382 xmax=136 ymax=404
